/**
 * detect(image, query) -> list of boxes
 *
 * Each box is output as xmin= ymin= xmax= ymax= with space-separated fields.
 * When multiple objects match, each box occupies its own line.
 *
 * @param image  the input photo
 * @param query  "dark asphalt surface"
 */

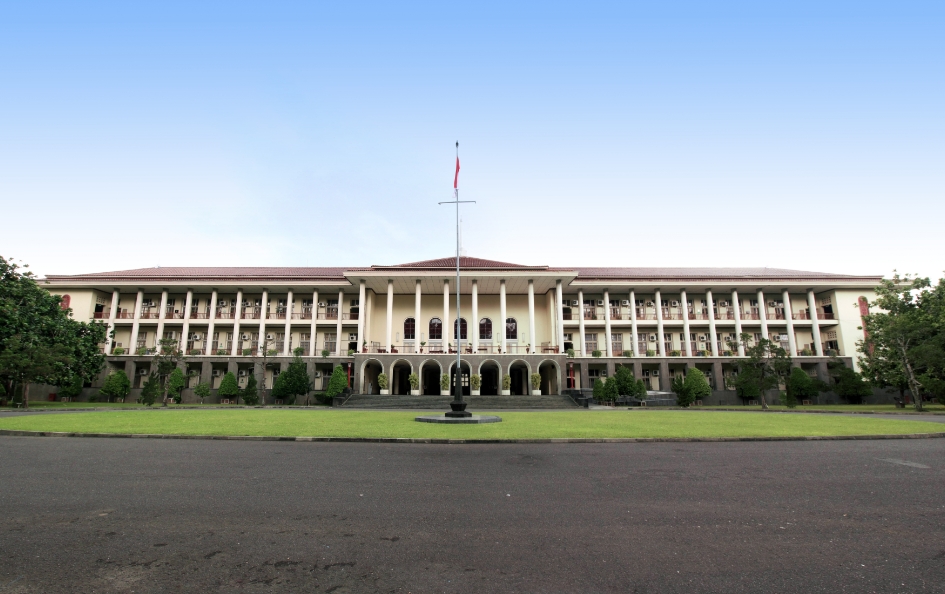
xmin=1 ymin=438 xmax=944 ymax=593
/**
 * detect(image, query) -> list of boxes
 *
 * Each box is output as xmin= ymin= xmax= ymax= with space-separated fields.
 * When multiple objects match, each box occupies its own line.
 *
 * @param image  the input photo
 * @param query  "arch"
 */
xmin=448 ymin=360 xmax=472 ymax=396
xmin=477 ymin=359 xmax=501 ymax=395
xmin=479 ymin=317 xmax=493 ymax=340
xmin=537 ymin=359 xmax=561 ymax=395
xmin=505 ymin=317 xmax=518 ymax=340
xmin=429 ymin=317 xmax=443 ymax=340
xmin=418 ymin=358 xmax=443 ymax=395
xmin=359 ymin=358 xmax=384 ymax=395
xmin=507 ymin=359 xmax=531 ymax=396
xmin=390 ymin=358 xmax=413 ymax=395
xmin=403 ymin=317 xmax=416 ymax=341
xmin=453 ymin=317 xmax=468 ymax=340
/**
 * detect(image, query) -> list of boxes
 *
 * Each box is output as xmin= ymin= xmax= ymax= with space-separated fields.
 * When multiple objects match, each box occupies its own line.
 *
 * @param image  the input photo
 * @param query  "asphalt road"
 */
xmin=1 ymin=436 xmax=943 ymax=593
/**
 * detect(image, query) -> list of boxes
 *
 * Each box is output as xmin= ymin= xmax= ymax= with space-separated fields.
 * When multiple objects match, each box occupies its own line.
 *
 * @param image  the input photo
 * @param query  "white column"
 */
xmin=156 ymin=289 xmax=168 ymax=351
xmin=106 ymin=289 xmax=120 ymax=354
xmin=443 ymin=280 xmax=450 ymax=348
xmin=680 ymin=289 xmax=691 ymax=356
xmin=603 ymin=289 xmax=613 ymax=357
xmin=207 ymin=289 xmax=218 ymax=356
xmin=414 ymin=280 xmax=422 ymax=353
xmin=129 ymin=289 xmax=144 ymax=353
xmin=499 ymin=279 xmax=507 ymax=353
xmin=357 ymin=281 xmax=366 ymax=354
xmin=706 ymin=289 xmax=718 ymax=356
xmin=182 ymin=289 xmax=194 ymax=352
xmin=259 ymin=289 xmax=268 ymax=355
xmin=547 ymin=290 xmax=556 ymax=350
xmin=232 ymin=289 xmax=243 ymax=356
xmin=309 ymin=289 xmax=318 ymax=357
xmin=808 ymin=289 xmax=823 ymax=356
xmin=757 ymin=290 xmax=768 ymax=343
xmin=732 ymin=289 xmax=744 ymax=356
xmin=555 ymin=280 xmax=565 ymax=352
xmin=364 ymin=290 xmax=373 ymax=348
xmin=654 ymin=289 xmax=664 ymax=356
xmin=578 ymin=289 xmax=587 ymax=356
xmin=283 ymin=290 xmax=292 ymax=356
xmin=629 ymin=290 xmax=639 ymax=356
xmin=336 ymin=290 xmax=344 ymax=355
xmin=471 ymin=280 xmax=478 ymax=353
xmin=386 ymin=280 xmax=394 ymax=352
xmin=528 ymin=280 xmax=536 ymax=354
xmin=783 ymin=289 xmax=797 ymax=356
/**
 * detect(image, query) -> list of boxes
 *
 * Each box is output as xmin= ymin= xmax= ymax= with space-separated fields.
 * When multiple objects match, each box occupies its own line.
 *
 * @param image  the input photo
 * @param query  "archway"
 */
xmin=508 ymin=360 xmax=531 ymax=396
xmin=361 ymin=359 xmax=383 ymax=395
xmin=478 ymin=359 xmax=500 ymax=395
xmin=538 ymin=360 xmax=560 ymax=395
xmin=419 ymin=359 xmax=442 ymax=395
xmin=390 ymin=359 xmax=412 ymax=394
xmin=449 ymin=361 xmax=472 ymax=396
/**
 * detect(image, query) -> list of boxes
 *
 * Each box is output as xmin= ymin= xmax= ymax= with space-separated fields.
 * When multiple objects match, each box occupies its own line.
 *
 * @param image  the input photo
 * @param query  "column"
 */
xmin=357 ymin=281 xmax=366 ymax=354
xmin=601 ymin=289 xmax=612 ymax=357
xmin=443 ymin=280 xmax=450 ymax=348
xmin=414 ymin=280 xmax=422 ymax=353
xmin=659 ymin=360 xmax=670 ymax=391
xmin=232 ymin=289 xmax=243 ymax=356
xmin=654 ymin=289 xmax=664 ymax=356
xmin=706 ymin=289 xmax=718 ymax=357
xmin=259 ymin=289 xmax=268 ymax=354
xmin=471 ymin=280 xmax=478 ymax=354
xmin=106 ymin=289 xmax=121 ymax=353
xmin=547 ymin=290 xmax=556 ymax=350
xmin=808 ymin=289 xmax=823 ymax=356
xmin=336 ymin=290 xmax=344 ymax=355
xmin=181 ymin=289 xmax=194 ymax=352
xmin=757 ymin=289 xmax=768 ymax=342
xmin=680 ymin=289 xmax=692 ymax=357
xmin=712 ymin=361 xmax=724 ymax=392
xmin=732 ymin=289 xmax=744 ymax=356
xmin=283 ymin=290 xmax=293 ymax=356
xmin=364 ymin=290 xmax=373 ymax=348
xmin=629 ymin=289 xmax=639 ymax=356
xmin=156 ymin=289 xmax=168 ymax=352
xmin=499 ymin=280 xmax=507 ymax=353
xmin=578 ymin=289 xmax=587 ymax=356
xmin=528 ymin=280 xmax=536 ymax=354
xmin=555 ymin=280 xmax=565 ymax=353
xmin=783 ymin=289 xmax=797 ymax=355
xmin=207 ymin=289 xmax=218 ymax=356
xmin=386 ymin=280 xmax=394 ymax=352
xmin=309 ymin=289 xmax=318 ymax=357
xmin=129 ymin=289 xmax=144 ymax=354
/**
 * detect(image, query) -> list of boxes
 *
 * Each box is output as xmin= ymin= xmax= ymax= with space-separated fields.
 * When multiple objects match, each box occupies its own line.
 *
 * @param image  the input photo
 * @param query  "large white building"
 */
xmin=44 ymin=257 xmax=879 ymax=402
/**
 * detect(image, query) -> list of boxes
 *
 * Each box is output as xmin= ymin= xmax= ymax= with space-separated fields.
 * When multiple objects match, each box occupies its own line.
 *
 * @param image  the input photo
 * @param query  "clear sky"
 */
xmin=1 ymin=1 xmax=942 ymax=280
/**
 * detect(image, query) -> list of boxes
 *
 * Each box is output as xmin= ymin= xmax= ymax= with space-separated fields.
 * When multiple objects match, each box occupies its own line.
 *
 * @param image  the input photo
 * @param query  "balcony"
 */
xmin=190 ymin=311 xmax=211 ymax=319
xmin=741 ymin=311 xmax=760 ymax=320
xmin=139 ymin=310 xmax=160 ymax=319
xmin=292 ymin=311 xmax=313 ymax=320
xmin=562 ymin=312 xmax=578 ymax=321
xmin=318 ymin=311 xmax=339 ymax=320
xmin=93 ymin=312 xmax=108 ymax=319
xmin=715 ymin=310 xmax=735 ymax=320
xmin=165 ymin=308 xmax=184 ymax=319
xmin=210 ymin=341 xmax=232 ymax=355
xmin=820 ymin=313 xmax=835 ymax=320
xmin=117 ymin=312 xmax=135 ymax=319
xmin=268 ymin=311 xmax=287 ymax=320
xmin=689 ymin=312 xmax=710 ymax=320
xmin=583 ymin=309 xmax=601 ymax=321
xmin=215 ymin=307 xmax=236 ymax=319
xmin=343 ymin=312 xmax=359 ymax=320
xmin=323 ymin=341 xmax=337 ymax=353
xmin=241 ymin=309 xmax=261 ymax=320
xmin=767 ymin=309 xmax=786 ymax=320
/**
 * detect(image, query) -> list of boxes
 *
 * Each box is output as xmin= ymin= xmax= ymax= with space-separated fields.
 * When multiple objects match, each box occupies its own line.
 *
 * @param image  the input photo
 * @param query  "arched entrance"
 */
xmin=508 ymin=360 xmax=531 ymax=396
xmin=419 ymin=359 xmax=441 ymax=395
xmin=449 ymin=361 xmax=471 ymax=396
xmin=391 ymin=360 xmax=413 ymax=395
xmin=478 ymin=360 xmax=500 ymax=395
xmin=361 ymin=359 xmax=383 ymax=395
xmin=538 ymin=360 xmax=559 ymax=395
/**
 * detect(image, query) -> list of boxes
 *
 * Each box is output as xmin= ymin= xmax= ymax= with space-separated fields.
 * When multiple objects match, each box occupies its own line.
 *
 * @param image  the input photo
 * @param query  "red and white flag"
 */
xmin=453 ymin=156 xmax=460 ymax=189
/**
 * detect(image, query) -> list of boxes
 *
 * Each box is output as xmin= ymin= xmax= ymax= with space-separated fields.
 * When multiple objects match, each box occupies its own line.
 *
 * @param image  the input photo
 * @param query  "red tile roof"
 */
xmin=383 ymin=257 xmax=537 ymax=269
xmin=573 ymin=267 xmax=876 ymax=280
xmin=45 ymin=267 xmax=350 ymax=282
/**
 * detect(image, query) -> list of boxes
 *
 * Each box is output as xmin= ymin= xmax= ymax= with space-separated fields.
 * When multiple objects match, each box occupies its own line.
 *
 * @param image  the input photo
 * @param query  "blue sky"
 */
xmin=1 ymin=1 xmax=942 ymax=279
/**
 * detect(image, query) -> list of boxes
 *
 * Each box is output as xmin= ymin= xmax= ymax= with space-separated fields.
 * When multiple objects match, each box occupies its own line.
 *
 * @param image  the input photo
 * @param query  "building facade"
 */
xmin=43 ymin=257 xmax=880 ymax=402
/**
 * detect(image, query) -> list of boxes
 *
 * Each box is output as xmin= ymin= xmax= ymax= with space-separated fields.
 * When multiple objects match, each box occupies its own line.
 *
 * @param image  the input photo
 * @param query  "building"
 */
xmin=43 ymin=257 xmax=880 ymax=403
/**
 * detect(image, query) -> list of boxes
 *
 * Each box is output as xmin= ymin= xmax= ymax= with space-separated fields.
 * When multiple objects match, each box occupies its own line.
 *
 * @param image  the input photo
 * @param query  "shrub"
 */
xmin=502 ymin=374 xmax=512 ymax=390
xmin=271 ymin=373 xmax=294 ymax=405
xmin=603 ymin=377 xmax=619 ymax=403
xmin=591 ymin=350 xmax=602 ymax=358
xmin=189 ymin=349 xmax=201 ymax=356
xmin=440 ymin=373 xmax=450 ymax=391
xmin=140 ymin=375 xmax=160 ymax=406
xmin=112 ymin=347 xmax=125 ymax=355
xmin=58 ymin=375 xmax=84 ymax=401
xmin=684 ymin=368 xmax=712 ymax=403
xmin=470 ymin=374 xmax=481 ymax=390
xmin=167 ymin=367 xmax=186 ymax=403
xmin=193 ymin=382 xmax=211 ymax=403
xmin=241 ymin=373 xmax=259 ymax=405
xmin=266 ymin=349 xmax=278 ymax=356
xmin=216 ymin=349 xmax=228 ymax=356
xmin=377 ymin=373 xmax=389 ymax=390
xmin=347 ymin=349 xmax=354 ymax=356
xmin=593 ymin=378 xmax=604 ymax=400
xmin=218 ymin=371 xmax=239 ymax=403
xmin=670 ymin=350 xmax=681 ymax=356
xmin=99 ymin=370 xmax=131 ymax=403
xmin=832 ymin=365 xmax=872 ymax=404
xmin=800 ymin=348 xmax=813 ymax=356
xmin=646 ymin=349 xmax=656 ymax=357
xmin=786 ymin=367 xmax=818 ymax=405
xmin=636 ymin=378 xmax=648 ymax=399
xmin=625 ymin=350 xmax=634 ymax=357
xmin=321 ymin=349 xmax=330 ymax=358
xmin=293 ymin=347 xmax=305 ymax=357
xmin=242 ymin=348 xmax=251 ymax=356
xmin=530 ymin=373 xmax=542 ymax=390
xmin=408 ymin=373 xmax=420 ymax=389
xmin=614 ymin=367 xmax=635 ymax=396
xmin=136 ymin=347 xmax=147 ymax=356
xmin=779 ymin=391 xmax=797 ymax=408
xmin=566 ymin=348 xmax=575 ymax=358
xmin=325 ymin=365 xmax=348 ymax=399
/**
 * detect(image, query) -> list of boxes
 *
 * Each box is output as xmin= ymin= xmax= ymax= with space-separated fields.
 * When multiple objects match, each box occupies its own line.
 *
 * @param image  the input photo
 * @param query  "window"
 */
xmin=404 ymin=318 xmax=416 ymax=340
xmin=429 ymin=318 xmax=443 ymax=340
xmin=479 ymin=318 xmax=492 ymax=340
xmin=454 ymin=318 xmax=468 ymax=340
xmin=505 ymin=318 xmax=518 ymax=340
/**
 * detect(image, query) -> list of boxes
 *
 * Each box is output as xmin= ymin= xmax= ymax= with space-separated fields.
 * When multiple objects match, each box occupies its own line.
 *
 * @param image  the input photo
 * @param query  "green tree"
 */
xmin=735 ymin=333 xmax=792 ymax=409
xmin=635 ymin=378 xmax=648 ymax=400
xmin=730 ymin=367 xmax=762 ymax=402
xmin=278 ymin=353 xmax=312 ymax=404
xmin=140 ymin=374 xmax=160 ymax=406
xmin=671 ymin=374 xmax=691 ymax=407
xmin=99 ymin=370 xmax=131 ymax=403
xmin=831 ymin=363 xmax=872 ymax=404
xmin=218 ymin=371 xmax=239 ymax=403
xmin=602 ymin=377 xmax=619 ymax=403
xmin=57 ymin=373 xmax=84 ymax=401
xmin=167 ymin=367 xmax=187 ymax=404
xmin=614 ymin=366 xmax=635 ymax=396
xmin=684 ymin=368 xmax=712 ymax=404
xmin=786 ymin=367 xmax=819 ymax=406
xmin=241 ymin=372 xmax=259 ymax=405
xmin=193 ymin=382 xmax=211 ymax=403
xmin=592 ymin=378 xmax=604 ymax=401
xmin=325 ymin=365 xmax=348 ymax=400
xmin=151 ymin=338 xmax=187 ymax=407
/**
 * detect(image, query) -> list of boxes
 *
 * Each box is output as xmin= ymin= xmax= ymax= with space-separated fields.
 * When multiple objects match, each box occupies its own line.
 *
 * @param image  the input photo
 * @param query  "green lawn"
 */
xmin=705 ymin=404 xmax=945 ymax=414
xmin=0 ymin=409 xmax=942 ymax=440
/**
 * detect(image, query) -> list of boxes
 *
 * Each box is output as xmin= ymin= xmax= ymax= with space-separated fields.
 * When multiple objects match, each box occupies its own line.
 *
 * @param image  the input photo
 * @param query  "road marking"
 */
xmin=877 ymin=458 xmax=930 ymax=469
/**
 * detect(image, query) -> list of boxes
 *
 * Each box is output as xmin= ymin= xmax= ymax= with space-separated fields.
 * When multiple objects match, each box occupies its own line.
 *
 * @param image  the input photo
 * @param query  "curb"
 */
xmin=2 ymin=429 xmax=944 ymax=444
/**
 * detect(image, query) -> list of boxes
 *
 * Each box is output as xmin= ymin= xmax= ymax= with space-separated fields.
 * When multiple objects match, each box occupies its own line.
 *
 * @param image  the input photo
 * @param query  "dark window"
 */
xmin=505 ymin=318 xmax=518 ymax=340
xmin=479 ymin=318 xmax=492 ymax=339
xmin=429 ymin=317 xmax=442 ymax=340
xmin=453 ymin=318 xmax=468 ymax=340
xmin=404 ymin=318 xmax=416 ymax=340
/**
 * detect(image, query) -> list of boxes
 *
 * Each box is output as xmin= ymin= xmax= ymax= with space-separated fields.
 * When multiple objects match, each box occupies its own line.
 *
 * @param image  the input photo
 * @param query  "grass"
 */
xmin=704 ymin=404 xmax=945 ymax=414
xmin=0 ymin=409 xmax=942 ymax=440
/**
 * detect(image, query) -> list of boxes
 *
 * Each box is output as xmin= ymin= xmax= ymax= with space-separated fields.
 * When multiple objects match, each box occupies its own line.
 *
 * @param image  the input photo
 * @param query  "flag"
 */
xmin=453 ymin=156 xmax=460 ymax=189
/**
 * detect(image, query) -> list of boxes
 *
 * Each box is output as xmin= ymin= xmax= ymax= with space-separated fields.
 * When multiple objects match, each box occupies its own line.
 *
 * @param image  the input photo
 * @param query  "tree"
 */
xmin=730 ymin=367 xmax=762 ymax=403
xmin=325 ymin=364 xmax=348 ymax=400
xmin=593 ymin=378 xmax=604 ymax=401
xmin=193 ymin=382 xmax=211 ymax=403
xmin=831 ymin=363 xmax=872 ymax=404
xmin=167 ymin=367 xmax=187 ymax=404
xmin=602 ymin=377 xmax=619 ymax=403
xmin=273 ymin=352 xmax=312 ymax=405
xmin=99 ymin=370 xmax=131 ymax=403
xmin=673 ymin=368 xmax=711 ymax=407
xmin=786 ymin=367 xmax=819 ymax=406
xmin=614 ymin=366 xmax=636 ymax=396
xmin=140 ymin=374 xmax=160 ymax=406
xmin=57 ymin=373 xmax=84 ymax=401
xmin=241 ymin=373 xmax=259 ymax=405
xmin=635 ymin=378 xmax=648 ymax=400
xmin=218 ymin=371 xmax=239 ymax=403
xmin=671 ymin=374 xmax=691 ymax=407
xmin=734 ymin=333 xmax=792 ymax=410
xmin=151 ymin=338 xmax=187 ymax=407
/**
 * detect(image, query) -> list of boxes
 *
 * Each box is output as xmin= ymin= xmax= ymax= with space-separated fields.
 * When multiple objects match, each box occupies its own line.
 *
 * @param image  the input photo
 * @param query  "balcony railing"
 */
xmin=741 ymin=311 xmax=760 ymax=320
xmin=215 ymin=308 xmax=236 ymax=319
xmin=139 ymin=310 xmax=160 ymax=319
xmin=165 ymin=309 xmax=184 ymax=319
xmin=562 ymin=312 xmax=578 ymax=321
xmin=268 ymin=312 xmax=287 ymax=320
xmin=318 ymin=311 xmax=339 ymax=320
xmin=323 ymin=341 xmax=337 ymax=353
xmin=241 ymin=308 xmax=261 ymax=319
xmin=715 ymin=311 xmax=735 ymax=320
xmin=93 ymin=312 xmax=108 ymax=319
xmin=820 ymin=313 xmax=835 ymax=320
xmin=292 ymin=312 xmax=313 ymax=320
xmin=767 ymin=309 xmax=786 ymax=320
xmin=689 ymin=312 xmax=710 ymax=320
xmin=585 ymin=341 xmax=599 ymax=352
xmin=210 ymin=341 xmax=232 ymax=355
xmin=117 ymin=312 xmax=135 ymax=319
xmin=343 ymin=312 xmax=359 ymax=320
xmin=190 ymin=312 xmax=210 ymax=319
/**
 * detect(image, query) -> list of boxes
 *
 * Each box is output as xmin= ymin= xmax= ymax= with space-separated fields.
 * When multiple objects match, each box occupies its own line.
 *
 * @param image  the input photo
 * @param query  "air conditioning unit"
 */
xmin=768 ymin=301 xmax=777 ymax=307
xmin=191 ymin=333 xmax=202 ymax=340
xmin=241 ymin=333 xmax=250 ymax=341
xmin=348 ymin=334 xmax=357 ymax=341
xmin=670 ymin=300 xmax=680 ymax=307
xmin=142 ymin=299 xmax=154 ymax=307
xmin=318 ymin=302 xmax=327 ymax=307
xmin=218 ymin=300 xmax=228 ymax=307
xmin=313 ymin=371 xmax=321 ymax=378
xmin=778 ymin=334 xmax=789 ymax=341
xmin=649 ymin=335 xmax=657 ymax=342
xmin=137 ymin=368 xmax=148 ymax=375
xmin=174 ymin=309 xmax=180 ymax=314
xmin=698 ymin=335 xmax=707 ymax=341
xmin=646 ymin=301 xmax=654 ymax=307
xmin=719 ymin=301 xmax=729 ymax=307
xmin=652 ymin=370 xmax=660 ymax=377
xmin=212 ymin=369 xmax=223 ymax=377
xmin=777 ymin=302 xmax=784 ymax=307
xmin=621 ymin=300 xmax=630 ymax=306
xmin=238 ymin=370 xmax=249 ymax=377
xmin=571 ymin=300 xmax=579 ymax=306
xmin=266 ymin=333 xmax=274 ymax=340
xmin=597 ymin=300 xmax=604 ymax=306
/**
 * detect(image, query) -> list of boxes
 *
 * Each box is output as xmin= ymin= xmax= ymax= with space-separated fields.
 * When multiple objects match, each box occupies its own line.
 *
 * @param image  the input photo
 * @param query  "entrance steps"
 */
xmin=338 ymin=393 xmax=579 ymax=409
